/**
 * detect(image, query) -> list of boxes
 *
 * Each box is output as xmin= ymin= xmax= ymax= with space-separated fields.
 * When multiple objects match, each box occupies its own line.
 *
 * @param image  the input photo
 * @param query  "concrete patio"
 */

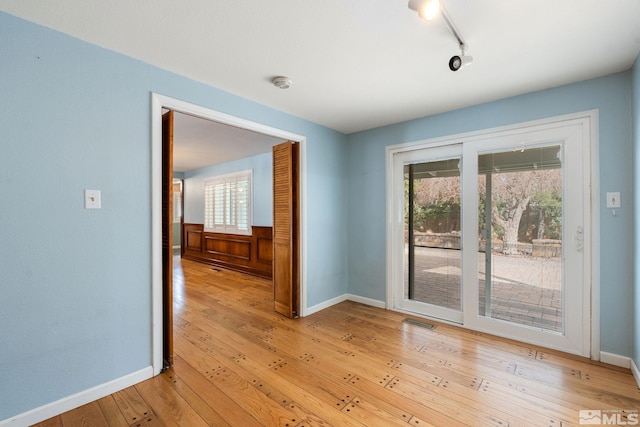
xmin=405 ymin=246 xmax=562 ymax=332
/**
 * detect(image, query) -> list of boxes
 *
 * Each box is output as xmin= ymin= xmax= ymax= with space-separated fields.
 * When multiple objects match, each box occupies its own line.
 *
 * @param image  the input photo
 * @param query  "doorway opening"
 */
xmin=151 ymin=93 xmax=307 ymax=375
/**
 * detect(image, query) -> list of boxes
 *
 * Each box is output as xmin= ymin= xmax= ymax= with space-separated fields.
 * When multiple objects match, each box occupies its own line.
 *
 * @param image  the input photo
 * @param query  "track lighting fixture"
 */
xmin=408 ymin=0 xmax=473 ymax=71
xmin=408 ymin=0 xmax=440 ymax=21
xmin=449 ymin=44 xmax=473 ymax=72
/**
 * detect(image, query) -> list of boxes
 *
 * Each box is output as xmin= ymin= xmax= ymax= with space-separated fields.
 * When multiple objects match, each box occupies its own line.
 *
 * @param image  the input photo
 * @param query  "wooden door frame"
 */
xmin=151 ymin=93 xmax=307 ymax=375
xmin=161 ymin=110 xmax=174 ymax=370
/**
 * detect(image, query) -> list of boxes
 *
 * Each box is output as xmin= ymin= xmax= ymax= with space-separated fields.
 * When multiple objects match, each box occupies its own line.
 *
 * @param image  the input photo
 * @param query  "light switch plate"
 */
xmin=606 ymin=192 xmax=620 ymax=208
xmin=85 ymin=189 xmax=101 ymax=209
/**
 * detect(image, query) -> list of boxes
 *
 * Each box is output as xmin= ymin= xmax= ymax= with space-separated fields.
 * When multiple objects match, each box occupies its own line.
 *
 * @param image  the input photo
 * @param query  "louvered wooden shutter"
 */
xmin=272 ymin=141 xmax=299 ymax=318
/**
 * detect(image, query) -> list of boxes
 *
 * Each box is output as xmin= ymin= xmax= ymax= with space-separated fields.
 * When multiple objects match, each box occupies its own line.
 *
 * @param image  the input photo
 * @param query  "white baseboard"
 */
xmin=632 ymin=359 xmax=640 ymax=388
xmin=599 ymin=351 xmax=631 ymax=369
xmin=306 ymin=294 xmax=348 ymax=315
xmin=305 ymin=293 xmax=385 ymax=316
xmin=347 ymin=294 xmax=386 ymax=309
xmin=0 ymin=366 xmax=153 ymax=427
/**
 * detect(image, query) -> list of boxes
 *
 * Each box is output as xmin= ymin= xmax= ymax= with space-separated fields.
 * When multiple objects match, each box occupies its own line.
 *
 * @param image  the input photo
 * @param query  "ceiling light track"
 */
xmin=439 ymin=5 xmax=466 ymax=51
xmin=408 ymin=0 xmax=473 ymax=71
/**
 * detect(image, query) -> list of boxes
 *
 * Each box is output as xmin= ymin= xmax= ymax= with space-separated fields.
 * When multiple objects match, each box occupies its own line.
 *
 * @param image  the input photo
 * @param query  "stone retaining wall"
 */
xmin=410 ymin=231 xmax=561 ymax=257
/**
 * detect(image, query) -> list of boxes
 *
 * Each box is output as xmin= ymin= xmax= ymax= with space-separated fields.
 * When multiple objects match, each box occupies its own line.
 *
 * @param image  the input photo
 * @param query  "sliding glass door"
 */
xmin=388 ymin=116 xmax=592 ymax=356
xmin=399 ymin=146 xmax=463 ymax=323
xmin=476 ymin=146 xmax=563 ymax=332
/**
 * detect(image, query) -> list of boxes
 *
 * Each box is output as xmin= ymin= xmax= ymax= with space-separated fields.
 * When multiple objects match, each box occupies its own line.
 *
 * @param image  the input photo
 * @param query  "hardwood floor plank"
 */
xmin=96 ymin=395 xmax=130 ymax=427
xmin=134 ymin=372 xmax=209 ymax=426
xmin=254 ymin=311 xmax=529 ymax=425
xmin=324 ymin=301 xmax=640 ymax=412
xmin=112 ymin=385 xmax=155 ymax=425
xmin=34 ymin=258 xmax=640 ymax=427
xmin=170 ymin=356 xmax=261 ymax=427
xmin=59 ymin=402 xmax=108 ymax=427
xmin=156 ymin=366 xmax=232 ymax=427
xmin=177 ymin=261 xmax=640 ymax=425
xmin=174 ymin=323 xmax=327 ymax=426
xmin=176 ymin=302 xmax=466 ymax=425
xmin=222 ymin=317 xmax=466 ymax=425
xmin=31 ymin=416 xmax=63 ymax=427
xmin=174 ymin=320 xmax=368 ymax=426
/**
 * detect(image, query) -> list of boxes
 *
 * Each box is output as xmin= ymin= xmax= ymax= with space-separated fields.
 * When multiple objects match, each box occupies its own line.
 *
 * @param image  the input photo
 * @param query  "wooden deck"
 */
xmin=35 ymin=257 xmax=640 ymax=426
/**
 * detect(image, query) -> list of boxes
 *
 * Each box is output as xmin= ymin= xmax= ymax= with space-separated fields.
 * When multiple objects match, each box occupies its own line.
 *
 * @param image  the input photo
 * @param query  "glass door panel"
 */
xmin=403 ymin=156 xmax=463 ymax=321
xmin=477 ymin=145 xmax=563 ymax=332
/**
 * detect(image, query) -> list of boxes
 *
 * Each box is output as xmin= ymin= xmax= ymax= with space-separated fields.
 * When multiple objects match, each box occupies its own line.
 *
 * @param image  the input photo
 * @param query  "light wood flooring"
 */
xmin=35 ymin=257 xmax=640 ymax=426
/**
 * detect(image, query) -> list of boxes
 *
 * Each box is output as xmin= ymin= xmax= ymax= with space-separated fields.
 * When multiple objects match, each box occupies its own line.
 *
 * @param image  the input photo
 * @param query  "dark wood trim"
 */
xmin=162 ymin=110 xmax=174 ymax=369
xmin=182 ymin=223 xmax=273 ymax=279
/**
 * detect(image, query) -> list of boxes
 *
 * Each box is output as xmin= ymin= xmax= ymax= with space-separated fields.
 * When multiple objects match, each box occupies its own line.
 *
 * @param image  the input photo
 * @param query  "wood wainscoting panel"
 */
xmin=186 ymin=231 xmax=202 ymax=250
xmin=254 ymin=226 xmax=274 ymax=266
xmin=203 ymin=234 xmax=251 ymax=261
xmin=183 ymin=224 xmax=203 ymax=259
xmin=182 ymin=223 xmax=273 ymax=279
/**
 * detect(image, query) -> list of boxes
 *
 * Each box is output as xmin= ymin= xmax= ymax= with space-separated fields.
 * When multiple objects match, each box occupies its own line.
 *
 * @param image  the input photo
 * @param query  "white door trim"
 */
xmin=151 ymin=93 xmax=308 ymax=375
xmin=386 ymin=110 xmax=600 ymax=359
xmin=390 ymin=144 xmax=464 ymax=324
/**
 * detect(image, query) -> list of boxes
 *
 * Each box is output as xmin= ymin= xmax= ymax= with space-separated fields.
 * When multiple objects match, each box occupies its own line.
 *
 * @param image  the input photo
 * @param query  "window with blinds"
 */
xmin=204 ymin=170 xmax=252 ymax=234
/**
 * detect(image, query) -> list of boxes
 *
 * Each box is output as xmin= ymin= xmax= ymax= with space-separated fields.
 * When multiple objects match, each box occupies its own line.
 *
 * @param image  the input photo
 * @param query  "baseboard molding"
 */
xmin=347 ymin=294 xmax=386 ymax=309
xmin=632 ymin=359 xmax=640 ymax=388
xmin=0 ymin=366 xmax=153 ymax=427
xmin=599 ymin=351 xmax=631 ymax=369
xmin=306 ymin=294 xmax=348 ymax=316
xmin=306 ymin=293 xmax=386 ymax=316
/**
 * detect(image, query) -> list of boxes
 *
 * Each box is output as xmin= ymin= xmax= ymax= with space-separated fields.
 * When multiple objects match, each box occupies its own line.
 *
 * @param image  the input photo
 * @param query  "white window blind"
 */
xmin=204 ymin=170 xmax=252 ymax=234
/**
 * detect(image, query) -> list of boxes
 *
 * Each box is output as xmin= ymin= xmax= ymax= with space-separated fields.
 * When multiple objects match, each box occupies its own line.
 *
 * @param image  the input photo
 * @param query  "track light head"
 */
xmin=408 ymin=0 xmax=440 ymax=21
xmin=449 ymin=54 xmax=473 ymax=71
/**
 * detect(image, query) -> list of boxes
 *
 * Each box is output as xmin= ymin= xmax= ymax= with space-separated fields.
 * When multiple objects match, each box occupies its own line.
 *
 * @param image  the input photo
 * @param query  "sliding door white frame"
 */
xmin=385 ymin=110 xmax=599 ymax=359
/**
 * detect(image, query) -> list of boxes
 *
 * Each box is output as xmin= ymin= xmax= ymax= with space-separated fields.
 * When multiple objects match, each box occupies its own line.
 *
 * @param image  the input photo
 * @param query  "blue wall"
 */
xmin=347 ymin=72 xmax=634 ymax=358
xmin=633 ymin=56 xmax=640 ymax=372
xmin=0 ymin=12 xmax=348 ymax=421
xmin=183 ymin=152 xmax=273 ymax=227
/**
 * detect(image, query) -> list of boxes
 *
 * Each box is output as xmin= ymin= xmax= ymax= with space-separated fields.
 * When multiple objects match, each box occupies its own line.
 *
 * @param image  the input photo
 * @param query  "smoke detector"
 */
xmin=272 ymin=76 xmax=292 ymax=89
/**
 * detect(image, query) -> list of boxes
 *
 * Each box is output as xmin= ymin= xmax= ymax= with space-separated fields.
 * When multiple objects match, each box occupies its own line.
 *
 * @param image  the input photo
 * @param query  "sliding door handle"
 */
xmin=573 ymin=225 xmax=584 ymax=251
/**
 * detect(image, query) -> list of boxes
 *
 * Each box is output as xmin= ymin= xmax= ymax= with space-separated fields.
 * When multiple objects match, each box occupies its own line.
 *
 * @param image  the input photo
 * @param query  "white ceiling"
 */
xmin=171 ymin=112 xmax=285 ymax=172
xmin=2 ymin=0 xmax=640 ymax=169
